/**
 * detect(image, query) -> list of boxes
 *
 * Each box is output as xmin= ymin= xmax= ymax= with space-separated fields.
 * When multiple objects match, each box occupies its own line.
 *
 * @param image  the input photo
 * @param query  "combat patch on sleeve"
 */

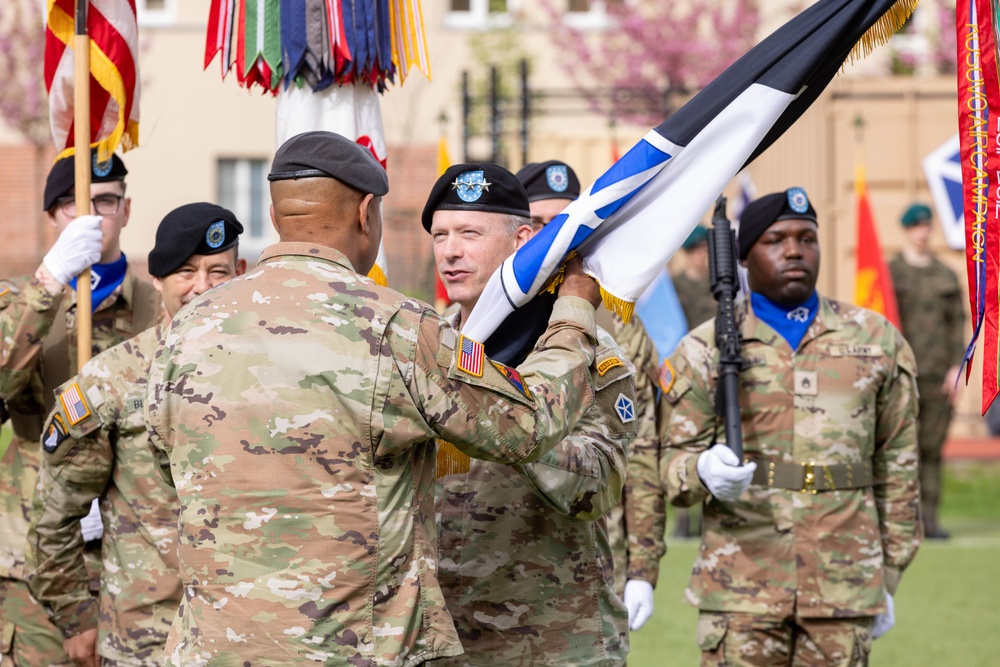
xmin=456 ymin=335 xmax=485 ymax=377
xmin=597 ymin=356 xmax=624 ymax=376
xmin=492 ymin=361 xmax=533 ymax=400
xmin=58 ymin=383 xmax=92 ymax=426
xmin=42 ymin=414 xmax=69 ymax=454
xmin=614 ymin=393 xmax=636 ymax=424
xmin=658 ymin=359 xmax=676 ymax=394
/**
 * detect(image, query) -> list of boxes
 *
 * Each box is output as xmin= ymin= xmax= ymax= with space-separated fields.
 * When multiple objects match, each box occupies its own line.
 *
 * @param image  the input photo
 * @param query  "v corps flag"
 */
xmin=461 ymin=0 xmax=918 ymax=359
xmin=45 ymin=0 xmax=140 ymax=160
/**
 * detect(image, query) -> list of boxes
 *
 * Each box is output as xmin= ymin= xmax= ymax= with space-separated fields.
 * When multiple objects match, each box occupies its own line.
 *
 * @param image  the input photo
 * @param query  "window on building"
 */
xmin=136 ymin=0 xmax=177 ymax=27
xmin=217 ymin=158 xmax=272 ymax=250
xmin=564 ymin=0 xmax=623 ymax=29
xmin=445 ymin=0 xmax=513 ymax=29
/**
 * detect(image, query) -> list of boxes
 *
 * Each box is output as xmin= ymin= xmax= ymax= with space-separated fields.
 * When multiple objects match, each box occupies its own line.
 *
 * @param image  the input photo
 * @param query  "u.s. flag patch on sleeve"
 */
xmin=456 ymin=335 xmax=485 ymax=377
xmin=59 ymin=383 xmax=92 ymax=425
xmin=658 ymin=359 xmax=676 ymax=394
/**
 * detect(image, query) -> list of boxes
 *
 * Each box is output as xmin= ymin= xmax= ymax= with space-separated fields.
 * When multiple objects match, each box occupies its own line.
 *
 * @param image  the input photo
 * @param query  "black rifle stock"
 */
xmin=707 ymin=196 xmax=744 ymax=461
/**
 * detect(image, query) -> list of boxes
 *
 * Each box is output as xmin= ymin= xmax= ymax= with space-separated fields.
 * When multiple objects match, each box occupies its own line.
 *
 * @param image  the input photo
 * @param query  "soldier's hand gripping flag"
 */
xmin=461 ymin=0 xmax=917 ymax=361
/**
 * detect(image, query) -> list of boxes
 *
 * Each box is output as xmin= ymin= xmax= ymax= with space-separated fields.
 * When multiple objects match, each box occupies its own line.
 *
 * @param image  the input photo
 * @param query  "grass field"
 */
xmin=630 ymin=461 xmax=1000 ymax=665
xmin=3 ymin=425 xmax=998 ymax=663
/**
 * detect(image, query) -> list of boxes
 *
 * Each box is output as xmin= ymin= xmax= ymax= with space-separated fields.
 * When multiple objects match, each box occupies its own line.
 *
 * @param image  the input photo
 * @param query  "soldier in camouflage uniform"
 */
xmin=888 ymin=203 xmax=965 ymax=540
xmin=425 ymin=162 xmax=634 ymax=666
xmin=0 ymin=152 xmax=159 ymax=667
xmin=145 ymin=132 xmax=605 ymax=666
xmin=674 ymin=225 xmax=716 ymax=331
xmin=26 ymin=204 xmax=247 ymax=667
xmin=660 ymin=188 xmax=922 ymax=666
xmin=517 ymin=160 xmax=666 ymax=635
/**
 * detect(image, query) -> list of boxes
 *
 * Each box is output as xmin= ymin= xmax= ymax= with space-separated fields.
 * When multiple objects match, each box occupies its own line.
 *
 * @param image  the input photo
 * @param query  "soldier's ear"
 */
xmin=358 ymin=194 xmax=376 ymax=234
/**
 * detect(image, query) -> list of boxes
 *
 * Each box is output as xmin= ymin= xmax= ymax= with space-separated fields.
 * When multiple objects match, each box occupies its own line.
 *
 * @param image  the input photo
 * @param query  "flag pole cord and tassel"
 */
xmin=73 ymin=0 xmax=92 ymax=368
xmin=848 ymin=0 xmax=919 ymax=62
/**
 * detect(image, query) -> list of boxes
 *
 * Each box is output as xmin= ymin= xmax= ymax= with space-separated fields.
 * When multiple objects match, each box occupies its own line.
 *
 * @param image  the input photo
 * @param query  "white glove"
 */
xmin=80 ymin=498 xmax=103 ymax=542
xmin=43 ymin=215 xmax=104 ymax=285
xmin=623 ymin=579 xmax=654 ymax=631
xmin=696 ymin=444 xmax=757 ymax=502
xmin=871 ymin=592 xmax=895 ymax=639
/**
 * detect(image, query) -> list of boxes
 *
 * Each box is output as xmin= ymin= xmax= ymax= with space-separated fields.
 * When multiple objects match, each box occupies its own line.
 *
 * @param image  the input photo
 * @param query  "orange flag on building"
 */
xmin=434 ymin=133 xmax=452 ymax=313
xmin=854 ymin=159 xmax=901 ymax=328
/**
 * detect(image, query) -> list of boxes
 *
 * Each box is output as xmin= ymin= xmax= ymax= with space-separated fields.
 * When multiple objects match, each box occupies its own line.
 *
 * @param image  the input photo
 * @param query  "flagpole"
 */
xmin=74 ymin=0 xmax=92 ymax=367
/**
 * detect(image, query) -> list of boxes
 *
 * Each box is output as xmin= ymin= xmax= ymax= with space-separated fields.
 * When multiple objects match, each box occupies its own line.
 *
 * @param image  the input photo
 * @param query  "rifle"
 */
xmin=707 ymin=196 xmax=744 ymax=461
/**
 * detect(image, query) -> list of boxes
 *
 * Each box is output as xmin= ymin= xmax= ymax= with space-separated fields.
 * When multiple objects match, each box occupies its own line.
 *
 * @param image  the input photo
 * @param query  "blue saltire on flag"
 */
xmin=462 ymin=0 xmax=917 ymax=362
xmin=635 ymin=269 xmax=688 ymax=364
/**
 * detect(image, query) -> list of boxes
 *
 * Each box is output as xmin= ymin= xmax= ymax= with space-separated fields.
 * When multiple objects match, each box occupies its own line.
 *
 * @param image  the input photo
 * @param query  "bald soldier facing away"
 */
xmin=27 ymin=204 xmax=246 ymax=667
xmin=145 ymin=132 xmax=605 ymax=666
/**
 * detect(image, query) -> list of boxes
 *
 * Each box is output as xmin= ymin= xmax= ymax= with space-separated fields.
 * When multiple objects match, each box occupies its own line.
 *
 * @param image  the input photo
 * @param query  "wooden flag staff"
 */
xmin=73 ymin=0 xmax=92 ymax=367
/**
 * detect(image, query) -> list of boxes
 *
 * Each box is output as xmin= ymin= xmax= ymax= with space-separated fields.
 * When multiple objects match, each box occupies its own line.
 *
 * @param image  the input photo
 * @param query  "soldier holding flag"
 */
xmin=660 ymin=189 xmax=921 ymax=665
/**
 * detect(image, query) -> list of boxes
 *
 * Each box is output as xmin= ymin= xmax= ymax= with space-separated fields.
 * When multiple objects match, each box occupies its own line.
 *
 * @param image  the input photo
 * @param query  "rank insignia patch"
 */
xmin=43 ymin=414 xmax=69 ymax=453
xmin=658 ymin=359 xmax=676 ymax=394
xmin=614 ymin=393 xmax=636 ymax=424
xmin=206 ymin=220 xmax=226 ymax=248
xmin=59 ymin=383 xmax=91 ymax=425
xmin=545 ymin=164 xmax=569 ymax=192
xmin=451 ymin=170 xmax=491 ymax=203
xmin=457 ymin=335 xmax=484 ymax=377
xmin=597 ymin=356 xmax=623 ymax=376
xmin=492 ymin=361 xmax=533 ymax=400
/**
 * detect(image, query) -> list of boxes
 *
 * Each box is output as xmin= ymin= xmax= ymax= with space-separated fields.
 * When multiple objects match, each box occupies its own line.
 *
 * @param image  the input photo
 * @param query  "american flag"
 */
xmin=458 ymin=336 xmax=484 ymax=377
xmin=60 ymin=384 xmax=90 ymax=424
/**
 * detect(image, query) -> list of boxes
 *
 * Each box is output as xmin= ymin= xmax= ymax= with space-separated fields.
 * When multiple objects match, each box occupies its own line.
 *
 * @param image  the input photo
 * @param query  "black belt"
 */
xmin=749 ymin=458 xmax=873 ymax=493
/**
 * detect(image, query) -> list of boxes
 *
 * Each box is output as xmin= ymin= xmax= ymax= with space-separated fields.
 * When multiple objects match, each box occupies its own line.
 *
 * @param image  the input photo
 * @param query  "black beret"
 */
xmin=147 ymin=203 xmax=244 ymax=277
xmin=515 ymin=160 xmax=581 ymax=202
xmin=267 ymin=130 xmax=388 ymax=196
xmin=421 ymin=163 xmax=530 ymax=232
xmin=43 ymin=151 xmax=128 ymax=211
xmin=738 ymin=187 xmax=818 ymax=260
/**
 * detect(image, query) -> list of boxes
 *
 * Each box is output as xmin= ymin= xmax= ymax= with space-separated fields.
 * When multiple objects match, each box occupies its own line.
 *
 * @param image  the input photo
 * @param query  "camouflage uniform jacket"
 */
xmin=145 ymin=242 xmax=600 ymax=667
xmin=595 ymin=309 xmax=665 ymax=593
xmin=0 ymin=269 xmax=158 ymax=581
xmin=660 ymin=295 xmax=922 ymax=618
xmin=673 ymin=272 xmax=715 ymax=331
xmin=888 ymin=254 xmax=965 ymax=382
xmin=27 ymin=323 xmax=180 ymax=666
xmin=435 ymin=309 xmax=634 ymax=667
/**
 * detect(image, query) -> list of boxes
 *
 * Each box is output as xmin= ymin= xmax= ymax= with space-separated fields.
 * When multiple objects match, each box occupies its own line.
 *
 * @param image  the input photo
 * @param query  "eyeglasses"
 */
xmin=55 ymin=194 xmax=124 ymax=217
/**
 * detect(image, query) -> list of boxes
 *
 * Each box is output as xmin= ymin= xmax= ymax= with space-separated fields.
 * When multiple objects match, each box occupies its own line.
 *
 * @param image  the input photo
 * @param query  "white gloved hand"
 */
xmin=871 ymin=592 xmax=895 ymax=639
xmin=623 ymin=579 xmax=654 ymax=631
xmin=80 ymin=498 xmax=103 ymax=542
xmin=43 ymin=215 xmax=104 ymax=285
xmin=696 ymin=444 xmax=757 ymax=502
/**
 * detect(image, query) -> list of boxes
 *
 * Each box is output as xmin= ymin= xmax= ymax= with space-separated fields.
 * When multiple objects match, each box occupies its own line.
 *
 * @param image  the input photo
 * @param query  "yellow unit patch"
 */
xmin=59 ymin=383 xmax=92 ymax=426
xmin=658 ymin=359 xmax=676 ymax=394
xmin=597 ymin=357 xmax=623 ymax=376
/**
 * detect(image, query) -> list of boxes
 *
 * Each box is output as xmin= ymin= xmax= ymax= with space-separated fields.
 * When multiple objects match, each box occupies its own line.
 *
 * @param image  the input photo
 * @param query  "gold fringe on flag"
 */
xmin=848 ymin=0 xmax=920 ymax=63
xmin=436 ymin=439 xmax=471 ymax=477
xmin=599 ymin=285 xmax=636 ymax=324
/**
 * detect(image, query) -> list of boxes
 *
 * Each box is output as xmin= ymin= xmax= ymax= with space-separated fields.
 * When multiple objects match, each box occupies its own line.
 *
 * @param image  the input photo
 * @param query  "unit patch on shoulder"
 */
xmin=492 ymin=361 xmax=533 ymax=400
xmin=658 ymin=359 xmax=676 ymax=394
xmin=59 ymin=383 xmax=91 ymax=426
xmin=456 ymin=335 xmax=485 ymax=377
xmin=597 ymin=356 xmax=623 ymax=376
xmin=43 ymin=414 xmax=69 ymax=453
xmin=614 ymin=393 xmax=636 ymax=424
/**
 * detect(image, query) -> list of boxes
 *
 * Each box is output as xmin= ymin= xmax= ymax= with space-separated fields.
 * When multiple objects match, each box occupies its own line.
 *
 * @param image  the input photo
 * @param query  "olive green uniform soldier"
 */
xmin=145 ymin=133 xmax=606 ymax=666
xmin=661 ymin=189 xmax=921 ymax=666
xmin=26 ymin=204 xmax=247 ymax=667
xmin=517 ymin=160 xmax=667 ymax=634
xmin=0 ymin=153 xmax=158 ymax=667
xmin=888 ymin=203 xmax=965 ymax=540
xmin=673 ymin=225 xmax=716 ymax=331
xmin=429 ymin=162 xmax=635 ymax=665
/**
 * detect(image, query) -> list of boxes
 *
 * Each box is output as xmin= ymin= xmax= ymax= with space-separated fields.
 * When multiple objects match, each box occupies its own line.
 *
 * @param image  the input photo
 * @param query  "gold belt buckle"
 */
xmin=801 ymin=461 xmax=817 ymax=494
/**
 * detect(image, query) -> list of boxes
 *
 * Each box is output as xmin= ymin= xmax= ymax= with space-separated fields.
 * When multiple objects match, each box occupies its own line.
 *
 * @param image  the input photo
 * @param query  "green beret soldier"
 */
xmin=428 ymin=162 xmax=635 ymax=665
xmin=26 ymin=204 xmax=246 ymax=667
xmin=660 ymin=188 xmax=922 ymax=665
xmin=0 ymin=151 xmax=159 ymax=667
xmin=888 ymin=202 xmax=965 ymax=540
xmin=145 ymin=132 xmax=606 ymax=666
xmin=517 ymin=159 xmax=667 ymax=634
